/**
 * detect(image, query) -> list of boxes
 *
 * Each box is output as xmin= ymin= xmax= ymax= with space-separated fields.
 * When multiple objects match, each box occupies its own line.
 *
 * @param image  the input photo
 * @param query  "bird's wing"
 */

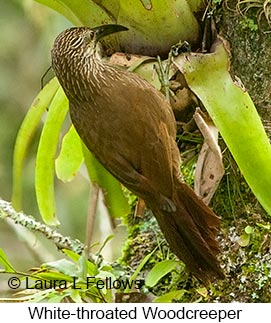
xmin=72 ymin=73 xmax=177 ymax=201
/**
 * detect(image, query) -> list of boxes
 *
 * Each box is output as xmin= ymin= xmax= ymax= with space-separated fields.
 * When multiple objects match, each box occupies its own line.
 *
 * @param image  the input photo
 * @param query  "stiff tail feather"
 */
xmin=152 ymin=179 xmax=224 ymax=284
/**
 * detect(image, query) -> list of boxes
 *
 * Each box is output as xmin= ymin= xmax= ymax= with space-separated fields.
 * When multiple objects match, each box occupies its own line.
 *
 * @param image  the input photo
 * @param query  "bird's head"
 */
xmin=52 ymin=25 xmax=128 ymax=65
xmin=51 ymin=25 xmax=128 ymax=99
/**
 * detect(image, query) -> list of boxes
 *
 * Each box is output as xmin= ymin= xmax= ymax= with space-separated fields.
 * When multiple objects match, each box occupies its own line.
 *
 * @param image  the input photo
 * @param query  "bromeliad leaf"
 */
xmin=34 ymin=0 xmax=114 ymax=27
xmin=174 ymin=38 xmax=271 ymax=215
xmin=12 ymin=77 xmax=59 ymax=210
xmin=117 ymin=0 xmax=200 ymax=57
xmin=35 ymin=86 xmax=69 ymax=226
xmin=55 ymin=125 xmax=84 ymax=183
xmin=82 ymin=144 xmax=130 ymax=219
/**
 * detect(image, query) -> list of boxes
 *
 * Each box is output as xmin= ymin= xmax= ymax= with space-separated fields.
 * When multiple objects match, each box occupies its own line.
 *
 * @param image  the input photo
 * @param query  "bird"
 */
xmin=51 ymin=24 xmax=224 ymax=283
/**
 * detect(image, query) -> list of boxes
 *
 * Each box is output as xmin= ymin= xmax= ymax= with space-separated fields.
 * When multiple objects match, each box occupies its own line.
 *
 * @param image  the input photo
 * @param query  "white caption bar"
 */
xmin=0 ymin=303 xmax=269 ymax=322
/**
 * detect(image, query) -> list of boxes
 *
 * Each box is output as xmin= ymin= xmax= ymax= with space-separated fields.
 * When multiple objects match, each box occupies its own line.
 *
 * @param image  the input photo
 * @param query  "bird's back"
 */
xmin=70 ymin=63 xmax=179 ymax=201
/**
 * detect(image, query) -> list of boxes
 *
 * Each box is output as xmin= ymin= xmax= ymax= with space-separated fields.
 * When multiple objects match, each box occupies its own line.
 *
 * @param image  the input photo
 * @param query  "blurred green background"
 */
xmin=1 ymin=0 xmax=70 ymax=211
xmin=0 ymin=0 xmax=126 ymax=295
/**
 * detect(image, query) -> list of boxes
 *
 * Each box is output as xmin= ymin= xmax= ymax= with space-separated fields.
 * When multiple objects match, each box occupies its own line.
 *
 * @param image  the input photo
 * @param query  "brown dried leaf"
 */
xmin=194 ymin=108 xmax=224 ymax=205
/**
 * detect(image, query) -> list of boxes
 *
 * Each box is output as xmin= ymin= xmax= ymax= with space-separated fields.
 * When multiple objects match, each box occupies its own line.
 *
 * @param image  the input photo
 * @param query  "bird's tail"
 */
xmin=151 ymin=178 xmax=224 ymax=283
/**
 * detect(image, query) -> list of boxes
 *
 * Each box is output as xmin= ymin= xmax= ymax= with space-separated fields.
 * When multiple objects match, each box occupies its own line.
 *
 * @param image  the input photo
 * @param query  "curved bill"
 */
xmin=92 ymin=24 xmax=128 ymax=42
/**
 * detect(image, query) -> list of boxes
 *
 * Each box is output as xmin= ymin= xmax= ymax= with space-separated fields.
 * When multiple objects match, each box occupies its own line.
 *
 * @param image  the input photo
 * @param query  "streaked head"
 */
xmin=51 ymin=25 xmax=128 ymax=68
xmin=51 ymin=24 xmax=128 ymax=100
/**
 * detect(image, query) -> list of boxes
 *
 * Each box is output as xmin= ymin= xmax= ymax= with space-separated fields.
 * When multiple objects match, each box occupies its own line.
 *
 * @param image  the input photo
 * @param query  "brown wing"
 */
xmin=70 ymin=69 xmax=177 ymax=201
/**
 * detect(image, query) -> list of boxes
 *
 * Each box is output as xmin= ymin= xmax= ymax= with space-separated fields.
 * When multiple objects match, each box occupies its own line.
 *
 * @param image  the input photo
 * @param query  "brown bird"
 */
xmin=51 ymin=25 xmax=223 ymax=283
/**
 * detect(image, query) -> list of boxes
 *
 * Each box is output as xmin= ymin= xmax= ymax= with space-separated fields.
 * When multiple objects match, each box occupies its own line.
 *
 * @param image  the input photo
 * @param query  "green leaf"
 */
xmin=96 ymin=234 xmax=114 ymax=258
xmin=67 ymin=289 xmax=83 ymax=303
xmin=0 ymin=248 xmax=16 ymax=273
xmin=154 ymin=290 xmax=186 ymax=303
xmin=35 ymin=0 xmax=115 ymax=27
xmin=118 ymin=0 xmax=200 ymax=56
xmin=78 ymin=253 xmax=89 ymax=280
xmin=32 ymin=271 xmax=73 ymax=283
xmin=128 ymin=57 xmax=161 ymax=90
xmin=100 ymin=0 xmax=120 ymax=18
xmin=42 ymin=259 xmax=78 ymax=277
xmin=174 ymin=39 xmax=271 ymax=215
xmin=56 ymin=125 xmax=84 ymax=182
xmin=62 ymin=249 xmax=80 ymax=262
xmin=12 ymin=77 xmax=59 ymax=210
xmin=62 ymin=249 xmax=97 ymax=276
xmin=35 ymin=86 xmax=69 ymax=226
xmin=145 ymin=259 xmax=178 ymax=288
xmin=47 ymin=293 xmax=68 ymax=303
xmin=256 ymin=223 xmax=271 ymax=230
xmin=196 ymin=286 xmax=208 ymax=297
xmin=82 ymin=144 xmax=130 ymax=218
xmin=188 ymin=0 xmax=205 ymax=12
xmin=124 ymin=247 xmax=158 ymax=293
xmin=28 ymin=290 xmax=53 ymax=303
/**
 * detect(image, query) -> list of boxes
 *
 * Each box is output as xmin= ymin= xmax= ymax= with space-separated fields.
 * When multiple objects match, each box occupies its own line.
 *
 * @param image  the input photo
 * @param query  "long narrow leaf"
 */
xmin=35 ymin=87 xmax=68 ymax=225
xmin=82 ymin=144 xmax=130 ymax=219
xmin=0 ymin=248 xmax=16 ymax=273
xmin=100 ymin=0 xmax=120 ymax=18
xmin=12 ymin=77 xmax=59 ymax=210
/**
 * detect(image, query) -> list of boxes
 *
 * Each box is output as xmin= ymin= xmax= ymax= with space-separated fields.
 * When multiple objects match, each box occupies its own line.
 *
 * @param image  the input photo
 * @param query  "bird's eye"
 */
xmin=83 ymin=31 xmax=95 ymax=44
xmin=88 ymin=30 xmax=95 ymax=38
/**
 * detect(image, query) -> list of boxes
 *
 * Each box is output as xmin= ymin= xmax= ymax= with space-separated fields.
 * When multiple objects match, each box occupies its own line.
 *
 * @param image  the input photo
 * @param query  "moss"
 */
xmin=120 ymin=210 xmax=165 ymax=268
xmin=214 ymin=220 xmax=271 ymax=302
xmin=239 ymin=16 xmax=258 ymax=31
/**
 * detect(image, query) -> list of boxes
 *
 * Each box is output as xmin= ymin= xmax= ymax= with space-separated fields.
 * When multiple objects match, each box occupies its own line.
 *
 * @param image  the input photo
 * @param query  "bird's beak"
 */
xmin=92 ymin=24 xmax=128 ymax=42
